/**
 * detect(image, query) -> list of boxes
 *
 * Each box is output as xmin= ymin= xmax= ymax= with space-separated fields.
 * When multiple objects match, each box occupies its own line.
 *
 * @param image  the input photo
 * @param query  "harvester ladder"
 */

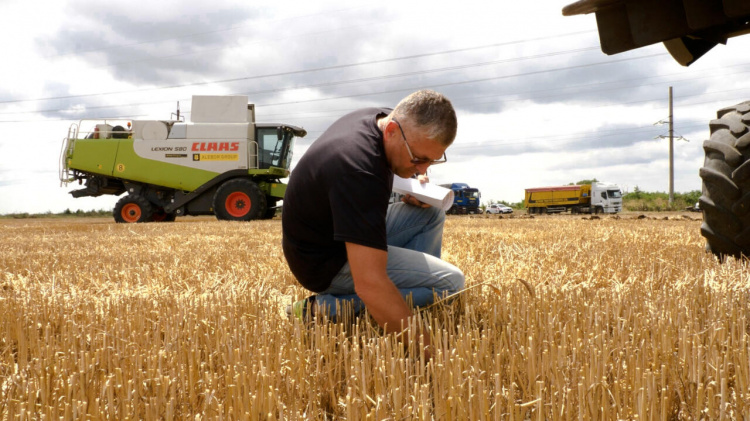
xmin=59 ymin=123 xmax=78 ymax=186
xmin=249 ymin=141 xmax=259 ymax=169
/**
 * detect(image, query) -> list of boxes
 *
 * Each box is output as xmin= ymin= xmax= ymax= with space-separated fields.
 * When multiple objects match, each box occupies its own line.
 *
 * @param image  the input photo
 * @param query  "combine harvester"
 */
xmin=60 ymin=96 xmax=306 ymax=222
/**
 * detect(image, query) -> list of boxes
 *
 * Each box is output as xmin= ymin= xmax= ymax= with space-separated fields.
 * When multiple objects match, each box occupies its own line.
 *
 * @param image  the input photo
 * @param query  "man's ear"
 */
xmin=383 ymin=119 xmax=395 ymax=141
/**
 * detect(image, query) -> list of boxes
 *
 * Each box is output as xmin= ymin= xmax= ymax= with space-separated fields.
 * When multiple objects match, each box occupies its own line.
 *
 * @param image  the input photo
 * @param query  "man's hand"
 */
xmin=401 ymin=194 xmax=430 ymax=208
xmin=345 ymin=242 xmax=431 ymax=358
xmin=345 ymin=242 xmax=412 ymax=331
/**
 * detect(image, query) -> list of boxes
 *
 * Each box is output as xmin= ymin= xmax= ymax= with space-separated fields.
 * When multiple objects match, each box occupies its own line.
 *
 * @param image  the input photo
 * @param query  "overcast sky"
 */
xmin=2 ymin=0 xmax=750 ymax=214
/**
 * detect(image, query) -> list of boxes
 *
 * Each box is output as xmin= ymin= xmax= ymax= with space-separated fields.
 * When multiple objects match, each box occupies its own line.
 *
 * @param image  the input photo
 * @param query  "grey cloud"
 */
xmin=27 ymin=2 xmax=728 ymax=134
xmin=0 ymin=88 xmax=23 ymax=104
xmin=37 ymin=3 xmax=257 ymax=86
xmin=433 ymin=46 xmax=720 ymax=116
xmin=547 ymin=149 xmax=662 ymax=171
xmin=446 ymin=116 xmax=708 ymax=165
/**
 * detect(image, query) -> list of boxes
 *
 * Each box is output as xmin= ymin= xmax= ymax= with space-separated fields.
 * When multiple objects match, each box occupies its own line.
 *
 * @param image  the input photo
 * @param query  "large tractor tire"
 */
xmin=213 ymin=178 xmax=266 ymax=221
xmin=699 ymin=101 xmax=750 ymax=260
xmin=114 ymin=195 xmax=153 ymax=223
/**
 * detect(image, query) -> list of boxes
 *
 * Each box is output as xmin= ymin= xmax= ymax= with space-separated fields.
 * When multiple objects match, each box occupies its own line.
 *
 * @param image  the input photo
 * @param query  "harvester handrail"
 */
xmin=75 ymin=117 xmax=143 ymax=139
xmin=248 ymin=140 xmax=259 ymax=169
xmin=59 ymin=123 xmax=79 ymax=186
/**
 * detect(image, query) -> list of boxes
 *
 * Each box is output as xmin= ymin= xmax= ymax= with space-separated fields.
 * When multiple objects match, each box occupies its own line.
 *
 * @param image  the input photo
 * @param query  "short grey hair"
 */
xmin=392 ymin=90 xmax=457 ymax=147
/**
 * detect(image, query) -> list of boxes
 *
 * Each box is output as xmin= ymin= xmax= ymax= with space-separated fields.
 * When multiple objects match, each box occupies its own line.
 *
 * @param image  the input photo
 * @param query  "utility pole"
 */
xmin=668 ymin=86 xmax=674 ymax=206
xmin=655 ymin=87 xmax=686 ymax=206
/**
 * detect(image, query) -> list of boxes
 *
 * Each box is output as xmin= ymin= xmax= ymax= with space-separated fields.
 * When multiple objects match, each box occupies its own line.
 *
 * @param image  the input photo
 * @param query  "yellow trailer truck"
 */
xmin=525 ymin=183 xmax=622 ymax=215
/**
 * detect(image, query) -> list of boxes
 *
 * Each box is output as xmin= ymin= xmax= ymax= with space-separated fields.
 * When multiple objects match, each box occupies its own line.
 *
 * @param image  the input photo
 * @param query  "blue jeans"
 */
xmin=314 ymin=203 xmax=465 ymax=317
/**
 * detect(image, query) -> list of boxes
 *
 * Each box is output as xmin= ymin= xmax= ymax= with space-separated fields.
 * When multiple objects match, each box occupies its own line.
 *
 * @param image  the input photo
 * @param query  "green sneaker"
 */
xmin=286 ymin=296 xmax=315 ymax=322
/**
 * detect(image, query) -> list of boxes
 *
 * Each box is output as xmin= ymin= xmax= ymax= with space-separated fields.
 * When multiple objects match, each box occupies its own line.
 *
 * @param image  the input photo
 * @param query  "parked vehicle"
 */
xmin=486 ymin=203 xmax=513 ymax=214
xmin=60 ymin=95 xmax=306 ymax=222
xmin=525 ymin=183 xmax=622 ymax=215
xmin=439 ymin=183 xmax=482 ymax=214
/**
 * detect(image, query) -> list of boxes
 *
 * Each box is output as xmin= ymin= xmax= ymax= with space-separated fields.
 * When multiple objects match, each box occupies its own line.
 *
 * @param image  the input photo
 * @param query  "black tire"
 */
xmin=113 ymin=195 xmax=153 ymax=223
xmin=699 ymin=101 xmax=750 ymax=260
xmin=213 ymin=178 xmax=266 ymax=221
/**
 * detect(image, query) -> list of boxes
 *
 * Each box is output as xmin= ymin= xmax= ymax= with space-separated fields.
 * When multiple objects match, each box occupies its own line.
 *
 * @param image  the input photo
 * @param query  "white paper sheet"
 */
xmin=392 ymin=176 xmax=454 ymax=211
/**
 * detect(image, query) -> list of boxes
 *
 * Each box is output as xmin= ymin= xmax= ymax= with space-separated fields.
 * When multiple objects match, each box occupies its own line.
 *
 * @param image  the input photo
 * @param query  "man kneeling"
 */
xmin=282 ymin=90 xmax=465 ymax=352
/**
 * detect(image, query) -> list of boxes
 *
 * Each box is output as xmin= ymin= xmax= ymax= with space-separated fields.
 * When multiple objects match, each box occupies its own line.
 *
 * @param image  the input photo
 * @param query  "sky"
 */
xmin=2 ymin=0 xmax=750 ymax=214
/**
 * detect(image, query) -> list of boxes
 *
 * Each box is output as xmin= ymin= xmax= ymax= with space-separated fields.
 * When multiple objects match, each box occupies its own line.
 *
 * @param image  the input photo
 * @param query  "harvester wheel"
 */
xmin=699 ymin=101 xmax=750 ymax=260
xmin=213 ymin=178 xmax=266 ymax=221
xmin=150 ymin=207 xmax=177 ymax=222
xmin=114 ymin=195 xmax=153 ymax=223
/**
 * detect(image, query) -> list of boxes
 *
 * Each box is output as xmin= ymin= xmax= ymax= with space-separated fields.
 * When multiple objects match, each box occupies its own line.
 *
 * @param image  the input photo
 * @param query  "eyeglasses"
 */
xmin=392 ymin=118 xmax=447 ymax=165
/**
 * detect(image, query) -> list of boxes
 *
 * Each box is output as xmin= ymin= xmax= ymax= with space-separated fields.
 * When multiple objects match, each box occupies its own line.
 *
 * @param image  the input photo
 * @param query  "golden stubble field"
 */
xmin=0 ymin=213 xmax=748 ymax=420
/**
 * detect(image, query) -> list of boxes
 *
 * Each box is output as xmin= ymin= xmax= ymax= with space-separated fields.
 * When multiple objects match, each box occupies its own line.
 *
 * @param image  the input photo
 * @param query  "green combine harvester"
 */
xmin=60 ymin=95 xmax=306 ymax=222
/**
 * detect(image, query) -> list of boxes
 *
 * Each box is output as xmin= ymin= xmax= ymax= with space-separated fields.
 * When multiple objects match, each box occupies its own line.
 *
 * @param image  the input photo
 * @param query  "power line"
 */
xmin=226 ymin=47 xmax=602 ymax=97
xmin=464 ymin=64 xmax=750 ymax=107
xmin=0 ymin=45 xmax=602 ymax=116
xmin=0 ymin=30 xmax=595 ymax=105
xmin=0 ymin=114 xmax=151 ymax=124
xmin=297 ymin=121 xmax=709 ymax=152
xmin=448 ymin=122 xmax=708 ymax=151
xmin=5 ymin=60 xmax=748 ymax=120
xmin=252 ymin=52 xmax=667 ymax=107
xmin=251 ymin=63 xmax=750 ymax=119
xmin=3 ymin=63 xmax=747 ymax=127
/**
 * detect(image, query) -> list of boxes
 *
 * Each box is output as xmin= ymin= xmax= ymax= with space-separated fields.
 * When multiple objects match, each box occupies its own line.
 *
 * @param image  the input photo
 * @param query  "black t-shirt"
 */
xmin=282 ymin=107 xmax=394 ymax=292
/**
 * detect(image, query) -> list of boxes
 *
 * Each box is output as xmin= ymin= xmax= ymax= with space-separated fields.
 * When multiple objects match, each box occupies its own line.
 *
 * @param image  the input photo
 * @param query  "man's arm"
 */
xmin=345 ymin=241 xmax=432 ymax=357
xmin=345 ymin=242 xmax=412 ymax=331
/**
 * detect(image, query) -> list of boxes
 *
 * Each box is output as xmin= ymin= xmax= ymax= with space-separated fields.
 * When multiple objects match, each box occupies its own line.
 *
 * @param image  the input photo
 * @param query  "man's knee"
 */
xmin=426 ymin=205 xmax=446 ymax=225
xmin=442 ymin=265 xmax=465 ymax=293
xmin=389 ymin=202 xmax=445 ymax=223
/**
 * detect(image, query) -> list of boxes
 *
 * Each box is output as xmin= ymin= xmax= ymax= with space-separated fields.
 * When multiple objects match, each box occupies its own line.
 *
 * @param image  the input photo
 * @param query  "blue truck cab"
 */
xmin=440 ymin=183 xmax=482 ymax=214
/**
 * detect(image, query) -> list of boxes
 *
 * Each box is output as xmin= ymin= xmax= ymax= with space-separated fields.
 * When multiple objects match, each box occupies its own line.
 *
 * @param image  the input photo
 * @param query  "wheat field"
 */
xmin=1 ymin=214 xmax=748 ymax=419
